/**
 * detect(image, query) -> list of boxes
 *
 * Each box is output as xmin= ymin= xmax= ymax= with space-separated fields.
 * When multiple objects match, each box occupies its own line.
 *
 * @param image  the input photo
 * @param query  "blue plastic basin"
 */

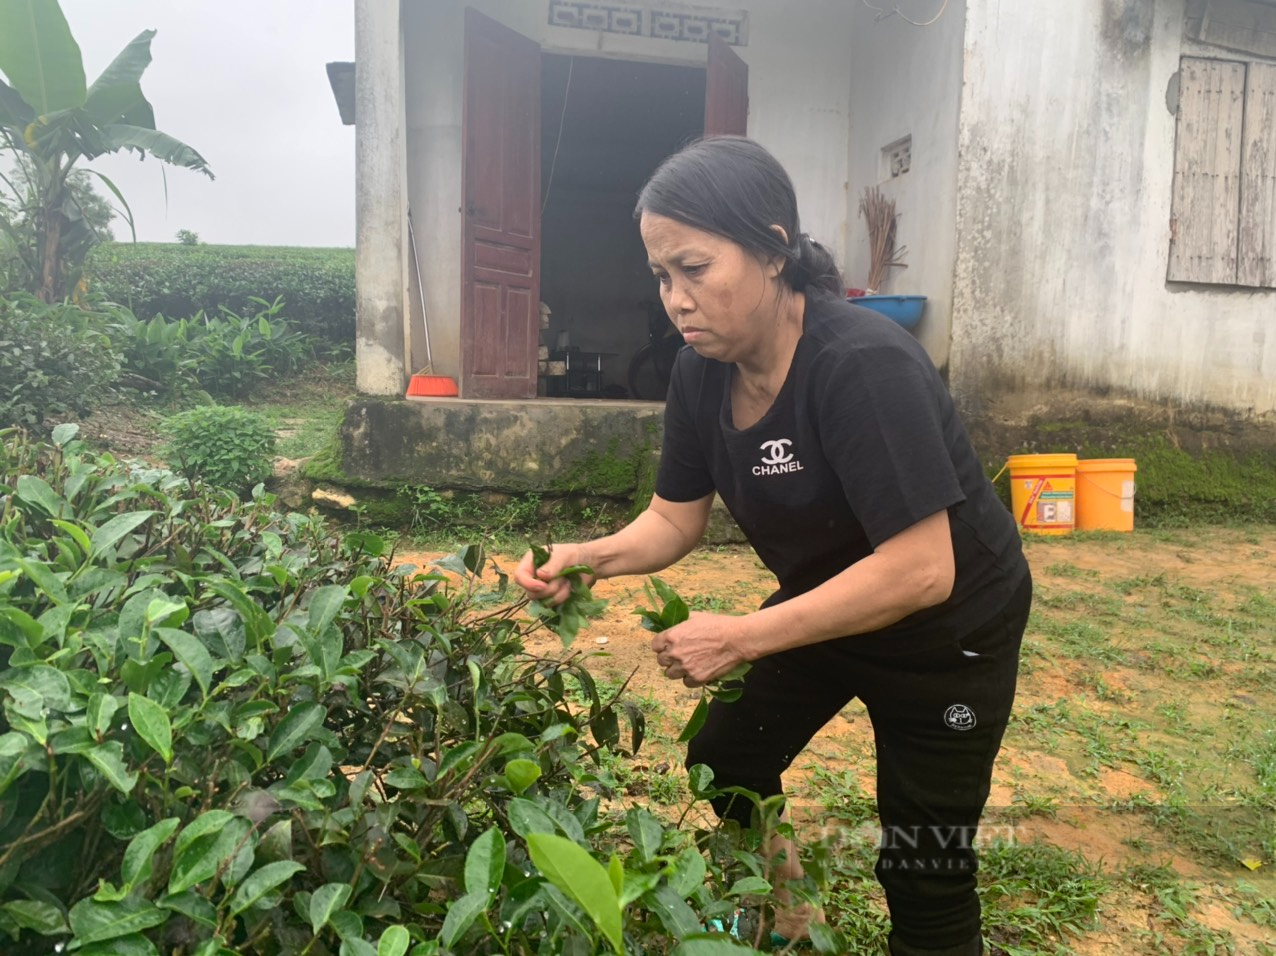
xmin=848 ymin=294 xmax=927 ymax=329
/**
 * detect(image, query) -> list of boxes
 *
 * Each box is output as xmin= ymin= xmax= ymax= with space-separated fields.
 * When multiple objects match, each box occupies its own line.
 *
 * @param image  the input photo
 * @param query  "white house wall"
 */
xmin=950 ymin=0 xmax=1276 ymax=416
xmin=356 ymin=0 xmax=410 ymax=395
xmin=404 ymin=0 xmax=856 ymax=380
xmin=846 ymin=0 xmax=966 ymax=370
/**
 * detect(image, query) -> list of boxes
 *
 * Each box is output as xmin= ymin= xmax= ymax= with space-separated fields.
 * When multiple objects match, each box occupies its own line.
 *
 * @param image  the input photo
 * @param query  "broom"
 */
xmin=859 ymin=186 xmax=908 ymax=293
xmin=405 ymin=209 xmax=459 ymax=397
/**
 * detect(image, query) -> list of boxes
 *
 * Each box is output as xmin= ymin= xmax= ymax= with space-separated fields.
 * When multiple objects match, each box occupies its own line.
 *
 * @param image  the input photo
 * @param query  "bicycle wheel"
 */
xmin=628 ymin=345 xmax=669 ymax=401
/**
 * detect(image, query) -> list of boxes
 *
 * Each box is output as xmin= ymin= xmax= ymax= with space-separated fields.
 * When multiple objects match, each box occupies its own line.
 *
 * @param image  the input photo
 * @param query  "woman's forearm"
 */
xmin=736 ymin=510 xmax=955 ymax=660
xmin=581 ymin=493 xmax=712 ymax=580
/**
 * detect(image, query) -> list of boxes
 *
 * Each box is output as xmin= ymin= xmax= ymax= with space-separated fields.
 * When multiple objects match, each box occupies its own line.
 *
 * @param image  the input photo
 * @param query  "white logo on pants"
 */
xmin=944 ymin=704 xmax=976 ymax=731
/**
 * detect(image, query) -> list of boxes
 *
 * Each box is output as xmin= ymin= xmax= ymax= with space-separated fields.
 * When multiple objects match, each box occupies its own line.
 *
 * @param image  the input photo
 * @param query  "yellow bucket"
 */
xmin=1076 ymin=458 xmax=1137 ymax=532
xmin=1007 ymin=454 xmax=1077 ymax=535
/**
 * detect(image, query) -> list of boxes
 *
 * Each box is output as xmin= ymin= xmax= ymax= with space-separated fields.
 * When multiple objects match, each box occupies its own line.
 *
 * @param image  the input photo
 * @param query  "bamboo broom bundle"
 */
xmin=858 ymin=186 xmax=908 ymax=293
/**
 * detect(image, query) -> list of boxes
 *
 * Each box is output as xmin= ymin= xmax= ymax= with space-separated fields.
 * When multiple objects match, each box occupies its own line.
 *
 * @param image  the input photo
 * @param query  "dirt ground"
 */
xmin=398 ymin=527 xmax=1276 ymax=954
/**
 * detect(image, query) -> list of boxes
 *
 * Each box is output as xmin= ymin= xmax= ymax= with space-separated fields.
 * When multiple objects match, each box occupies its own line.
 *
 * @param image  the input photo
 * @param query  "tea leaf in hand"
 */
xmin=527 ymin=542 xmax=606 ymax=647
xmin=636 ymin=578 xmax=752 ymax=742
xmin=530 ymin=543 xmax=552 ymax=569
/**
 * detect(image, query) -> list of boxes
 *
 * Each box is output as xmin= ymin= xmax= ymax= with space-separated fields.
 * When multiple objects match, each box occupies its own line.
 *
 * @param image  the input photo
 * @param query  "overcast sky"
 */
xmin=59 ymin=0 xmax=355 ymax=247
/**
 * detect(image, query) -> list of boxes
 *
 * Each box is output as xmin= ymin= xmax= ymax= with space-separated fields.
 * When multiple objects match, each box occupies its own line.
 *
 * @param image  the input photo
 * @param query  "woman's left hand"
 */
xmin=650 ymin=612 xmax=748 ymax=687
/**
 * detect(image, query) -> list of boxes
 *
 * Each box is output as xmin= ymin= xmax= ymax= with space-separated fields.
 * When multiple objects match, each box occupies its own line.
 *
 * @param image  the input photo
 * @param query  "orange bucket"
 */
xmin=1075 ymin=458 xmax=1137 ymax=532
xmin=1007 ymin=454 xmax=1077 ymax=535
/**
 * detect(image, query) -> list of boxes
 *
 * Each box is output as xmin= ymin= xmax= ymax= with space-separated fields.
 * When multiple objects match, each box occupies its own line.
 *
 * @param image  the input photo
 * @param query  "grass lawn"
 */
xmin=234 ymin=358 xmax=355 ymax=460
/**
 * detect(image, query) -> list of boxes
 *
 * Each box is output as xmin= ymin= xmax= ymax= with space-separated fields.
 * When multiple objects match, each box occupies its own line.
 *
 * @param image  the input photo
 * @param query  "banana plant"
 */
xmin=0 ymin=0 xmax=213 ymax=301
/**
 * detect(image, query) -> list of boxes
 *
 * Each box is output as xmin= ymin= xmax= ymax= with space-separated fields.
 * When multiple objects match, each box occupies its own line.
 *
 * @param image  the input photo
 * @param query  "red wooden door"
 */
xmin=462 ymin=9 xmax=541 ymax=398
xmin=704 ymin=34 xmax=748 ymax=136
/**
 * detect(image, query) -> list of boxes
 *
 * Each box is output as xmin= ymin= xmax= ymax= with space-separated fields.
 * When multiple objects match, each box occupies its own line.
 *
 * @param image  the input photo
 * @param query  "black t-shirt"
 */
xmin=655 ymin=290 xmax=1027 ymax=655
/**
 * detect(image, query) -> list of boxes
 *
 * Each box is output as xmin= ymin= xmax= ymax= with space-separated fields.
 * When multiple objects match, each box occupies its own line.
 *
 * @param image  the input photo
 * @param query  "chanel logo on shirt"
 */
xmin=754 ymin=439 xmax=805 ymax=476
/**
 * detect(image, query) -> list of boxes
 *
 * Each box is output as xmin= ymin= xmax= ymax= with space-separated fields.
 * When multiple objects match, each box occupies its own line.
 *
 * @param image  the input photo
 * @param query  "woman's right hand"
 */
xmin=513 ymin=542 xmax=596 ymax=607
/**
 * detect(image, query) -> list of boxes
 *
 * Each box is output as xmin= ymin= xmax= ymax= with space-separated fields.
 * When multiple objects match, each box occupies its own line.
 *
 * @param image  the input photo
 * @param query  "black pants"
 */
xmin=686 ymin=574 xmax=1032 ymax=956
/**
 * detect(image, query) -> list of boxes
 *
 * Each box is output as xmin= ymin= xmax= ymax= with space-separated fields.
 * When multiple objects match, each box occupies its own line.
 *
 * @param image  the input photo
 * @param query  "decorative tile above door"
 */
xmin=547 ymin=0 xmax=748 ymax=46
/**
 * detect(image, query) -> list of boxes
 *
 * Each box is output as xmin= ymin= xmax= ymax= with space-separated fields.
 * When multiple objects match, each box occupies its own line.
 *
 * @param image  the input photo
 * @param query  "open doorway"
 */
xmin=459 ymin=8 xmax=746 ymax=400
xmin=537 ymin=55 xmax=705 ymax=399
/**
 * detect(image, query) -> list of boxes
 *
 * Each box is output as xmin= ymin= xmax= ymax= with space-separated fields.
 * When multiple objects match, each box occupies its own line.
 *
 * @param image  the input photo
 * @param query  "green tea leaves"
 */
xmin=527 ymin=543 xmax=607 ymax=646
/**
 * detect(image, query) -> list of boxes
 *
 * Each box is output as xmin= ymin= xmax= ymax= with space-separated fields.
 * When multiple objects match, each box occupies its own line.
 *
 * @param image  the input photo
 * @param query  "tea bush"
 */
xmin=163 ymin=406 xmax=278 ymax=492
xmin=87 ymin=243 xmax=355 ymax=344
xmin=0 ymin=294 xmax=121 ymax=428
xmin=0 ymin=427 xmax=833 ymax=956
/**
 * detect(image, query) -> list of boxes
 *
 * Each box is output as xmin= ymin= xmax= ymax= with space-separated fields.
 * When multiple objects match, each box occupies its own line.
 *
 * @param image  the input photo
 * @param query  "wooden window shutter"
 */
xmin=1169 ymin=57 xmax=1247 ymax=284
xmin=1239 ymin=62 xmax=1276 ymax=288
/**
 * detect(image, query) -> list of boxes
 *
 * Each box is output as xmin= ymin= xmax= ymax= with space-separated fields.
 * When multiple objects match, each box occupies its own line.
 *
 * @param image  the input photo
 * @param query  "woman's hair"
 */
xmin=634 ymin=136 xmax=843 ymax=296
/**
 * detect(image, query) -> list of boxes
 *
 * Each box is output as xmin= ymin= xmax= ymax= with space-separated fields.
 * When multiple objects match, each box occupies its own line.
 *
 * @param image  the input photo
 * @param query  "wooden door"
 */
xmin=705 ymin=33 xmax=748 ymax=136
xmin=462 ymin=9 xmax=541 ymax=398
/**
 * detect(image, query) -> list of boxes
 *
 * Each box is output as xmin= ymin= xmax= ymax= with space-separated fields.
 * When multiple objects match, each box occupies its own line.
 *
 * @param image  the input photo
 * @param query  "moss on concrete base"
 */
xmin=549 ymin=436 xmax=648 ymax=497
xmin=967 ymin=389 xmax=1276 ymax=526
xmin=341 ymin=397 xmax=663 ymax=496
xmin=1082 ymin=435 xmax=1276 ymax=524
xmin=297 ymin=388 xmax=1276 ymax=532
xmin=291 ymin=417 xmax=639 ymax=534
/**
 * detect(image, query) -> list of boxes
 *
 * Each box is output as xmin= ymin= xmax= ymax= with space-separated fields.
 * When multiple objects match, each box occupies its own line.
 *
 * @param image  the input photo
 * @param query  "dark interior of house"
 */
xmin=538 ymin=53 xmax=705 ymax=399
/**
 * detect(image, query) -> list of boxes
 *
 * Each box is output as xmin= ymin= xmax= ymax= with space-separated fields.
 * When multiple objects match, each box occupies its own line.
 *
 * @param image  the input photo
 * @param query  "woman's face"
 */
xmin=639 ymin=212 xmax=785 ymax=365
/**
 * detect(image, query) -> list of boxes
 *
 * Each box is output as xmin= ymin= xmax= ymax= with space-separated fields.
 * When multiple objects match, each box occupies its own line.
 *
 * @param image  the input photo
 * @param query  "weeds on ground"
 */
xmin=794 ymin=768 xmax=1107 ymax=956
xmin=979 ymin=841 xmax=1104 ymax=955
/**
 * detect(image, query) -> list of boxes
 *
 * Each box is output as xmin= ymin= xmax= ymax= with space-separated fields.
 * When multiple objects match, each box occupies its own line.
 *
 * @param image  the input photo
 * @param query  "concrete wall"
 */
xmin=404 ymin=0 xmax=856 ymax=379
xmin=846 ymin=0 xmax=966 ymax=370
xmin=341 ymin=398 xmax=663 ymax=495
xmin=354 ymin=0 xmax=409 ymax=395
xmin=950 ymin=0 xmax=1276 ymax=416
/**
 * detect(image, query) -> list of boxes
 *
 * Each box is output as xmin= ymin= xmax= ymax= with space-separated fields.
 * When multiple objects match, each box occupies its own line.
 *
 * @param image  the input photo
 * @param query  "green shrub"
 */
xmin=0 ymin=428 xmax=822 ymax=955
xmin=164 ymin=405 xmax=278 ymax=491
xmin=190 ymin=298 xmax=312 ymax=398
xmin=107 ymin=310 xmax=202 ymax=398
xmin=0 ymin=293 xmax=121 ymax=428
xmin=86 ymin=242 xmax=355 ymax=344
xmin=110 ymin=297 xmax=313 ymax=400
